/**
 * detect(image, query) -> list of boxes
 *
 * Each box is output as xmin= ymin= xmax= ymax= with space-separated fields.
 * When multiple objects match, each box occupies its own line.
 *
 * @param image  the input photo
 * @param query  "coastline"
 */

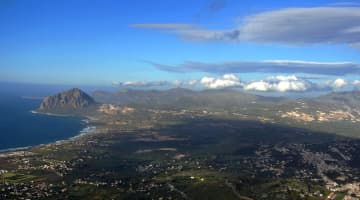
xmin=31 ymin=110 xmax=76 ymax=117
xmin=0 ymin=111 xmax=97 ymax=155
xmin=0 ymin=146 xmax=32 ymax=154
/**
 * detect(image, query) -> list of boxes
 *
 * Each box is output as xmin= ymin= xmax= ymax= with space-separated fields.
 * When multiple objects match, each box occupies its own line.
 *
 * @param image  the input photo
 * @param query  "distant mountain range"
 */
xmin=92 ymin=88 xmax=287 ymax=109
xmin=39 ymin=87 xmax=360 ymax=112
xmin=315 ymin=90 xmax=360 ymax=108
xmin=39 ymin=87 xmax=360 ymax=120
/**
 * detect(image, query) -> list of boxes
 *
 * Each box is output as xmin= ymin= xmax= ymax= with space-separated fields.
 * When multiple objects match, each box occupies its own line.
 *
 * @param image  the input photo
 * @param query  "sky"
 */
xmin=1 ymin=0 xmax=360 ymax=93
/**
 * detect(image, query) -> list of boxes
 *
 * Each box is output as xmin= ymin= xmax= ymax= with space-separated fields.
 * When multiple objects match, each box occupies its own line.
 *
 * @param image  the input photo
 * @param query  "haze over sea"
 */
xmin=0 ymin=83 xmax=87 ymax=151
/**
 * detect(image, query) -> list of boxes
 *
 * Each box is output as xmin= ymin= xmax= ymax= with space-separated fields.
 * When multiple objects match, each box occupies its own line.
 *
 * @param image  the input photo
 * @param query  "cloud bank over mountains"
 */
xmin=200 ymin=74 xmax=243 ymax=89
xmin=113 ymin=74 xmax=356 ymax=93
xmin=244 ymin=75 xmax=311 ymax=92
xmin=131 ymin=7 xmax=360 ymax=48
xmin=324 ymin=78 xmax=348 ymax=89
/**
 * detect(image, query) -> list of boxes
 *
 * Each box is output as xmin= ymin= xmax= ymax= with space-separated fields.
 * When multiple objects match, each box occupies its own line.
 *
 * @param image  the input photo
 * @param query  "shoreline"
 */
xmin=0 ymin=111 xmax=97 ymax=155
xmin=31 ymin=110 xmax=76 ymax=117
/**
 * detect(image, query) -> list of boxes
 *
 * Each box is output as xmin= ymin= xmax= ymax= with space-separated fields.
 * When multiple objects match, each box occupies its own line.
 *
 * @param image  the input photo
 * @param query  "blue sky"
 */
xmin=1 ymin=0 xmax=360 ymax=93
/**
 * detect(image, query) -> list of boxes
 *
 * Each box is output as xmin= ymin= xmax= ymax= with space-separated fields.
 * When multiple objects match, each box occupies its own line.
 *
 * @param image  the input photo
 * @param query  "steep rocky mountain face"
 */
xmin=39 ymin=88 xmax=96 ymax=113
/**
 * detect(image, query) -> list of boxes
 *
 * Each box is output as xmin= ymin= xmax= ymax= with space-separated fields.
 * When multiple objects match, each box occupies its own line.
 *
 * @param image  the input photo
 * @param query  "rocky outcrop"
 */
xmin=39 ymin=88 xmax=96 ymax=112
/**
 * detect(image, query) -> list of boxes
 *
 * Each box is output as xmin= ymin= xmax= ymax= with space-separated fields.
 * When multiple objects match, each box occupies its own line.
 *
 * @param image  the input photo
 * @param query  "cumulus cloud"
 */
xmin=324 ymin=78 xmax=348 ymax=89
xmin=198 ymin=74 xmax=345 ymax=92
xmin=148 ymin=60 xmax=360 ymax=76
xmin=131 ymin=7 xmax=360 ymax=47
xmin=198 ymin=74 xmax=315 ymax=92
xmin=113 ymin=75 xmax=352 ymax=92
xmin=244 ymin=75 xmax=311 ymax=92
xmin=353 ymin=80 xmax=360 ymax=86
xmin=200 ymin=74 xmax=243 ymax=89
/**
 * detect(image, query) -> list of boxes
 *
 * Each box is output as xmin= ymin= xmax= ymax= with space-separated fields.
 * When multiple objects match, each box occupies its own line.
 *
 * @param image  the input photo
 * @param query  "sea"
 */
xmin=0 ymin=94 xmax=87 ymax=152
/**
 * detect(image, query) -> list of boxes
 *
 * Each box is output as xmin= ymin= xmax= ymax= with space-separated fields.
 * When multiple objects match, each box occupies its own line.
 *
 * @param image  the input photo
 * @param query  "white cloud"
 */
xmin=244 ymin=81 xmax=272 ymax=92
xmin=113 ymin=75 xmax=351 ymax=93
xmin=200 ymin=74 xmax=243 ymax=89
xmin=244 ymin=75 xmax=311 ymax=92
xmin=200 ymin=74 xmax=311 ymax=92
xmin=188 ymin=80 xmax=198 ymax=86
xmin=199 ymin=74 xmax=311 ymax=92
xmin=268 ymin=75 xmax=298 ymax=81
xmin=325 ymin=78 xmax=348 ymax=89
xmin=353 ymin=80 xmax=360 ymax=86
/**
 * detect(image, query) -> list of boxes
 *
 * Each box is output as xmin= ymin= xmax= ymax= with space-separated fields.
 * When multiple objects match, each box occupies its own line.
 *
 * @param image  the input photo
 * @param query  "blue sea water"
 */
xmin=0 ymin=95 xmax=86 ymax=151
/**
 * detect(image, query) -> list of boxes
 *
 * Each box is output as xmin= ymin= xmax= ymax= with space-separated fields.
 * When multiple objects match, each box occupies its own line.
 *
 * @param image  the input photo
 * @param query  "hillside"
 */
xmin=92 ymin=88 xmax=285 ymax=110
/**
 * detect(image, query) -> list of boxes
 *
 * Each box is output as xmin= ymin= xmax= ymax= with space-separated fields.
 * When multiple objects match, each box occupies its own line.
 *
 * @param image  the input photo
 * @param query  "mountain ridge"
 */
xmin=92 ymin=88 xmax=287 ymax=108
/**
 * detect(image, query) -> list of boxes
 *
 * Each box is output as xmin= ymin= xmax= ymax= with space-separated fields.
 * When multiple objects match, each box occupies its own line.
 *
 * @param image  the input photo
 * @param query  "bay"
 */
xmin=0 ymin=95 xmax=86 ymax=151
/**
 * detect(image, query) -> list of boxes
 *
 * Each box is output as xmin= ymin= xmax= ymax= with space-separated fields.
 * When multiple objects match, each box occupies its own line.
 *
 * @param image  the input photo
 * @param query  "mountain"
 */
xmin=315 ymin=90 xmax=360 ymax=109
xmin=92 ymin=88 xmax=286 ymax=110
xmin=38 ymin=88 xmax=97 ymax=114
